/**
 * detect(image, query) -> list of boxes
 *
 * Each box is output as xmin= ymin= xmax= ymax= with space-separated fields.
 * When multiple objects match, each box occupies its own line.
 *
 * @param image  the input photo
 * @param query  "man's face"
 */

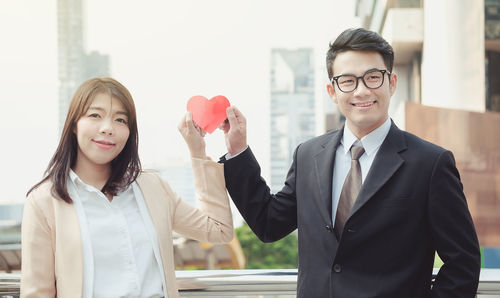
xmin=327 ymin=50 xmax=397 ymax=138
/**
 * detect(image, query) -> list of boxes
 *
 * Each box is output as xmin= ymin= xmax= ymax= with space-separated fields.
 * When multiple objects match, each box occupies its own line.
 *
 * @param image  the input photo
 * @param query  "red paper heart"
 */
xmin=186 ymin=95 xmax=231 ymax=133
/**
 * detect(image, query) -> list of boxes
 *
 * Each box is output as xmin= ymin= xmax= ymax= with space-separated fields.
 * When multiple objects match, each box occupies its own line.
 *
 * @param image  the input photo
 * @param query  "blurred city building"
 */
xmin=0 ymin=204 xmax=23 ymax=273
xmin=173 ymin=237 xmax=245 ymax=270
xmin=347 ymin=0 xmax=500 ymax=267
xmin=270 ymin=49 xmax=316 ymax=193
xmin=57 ymin=0 xmax=109 ymax=131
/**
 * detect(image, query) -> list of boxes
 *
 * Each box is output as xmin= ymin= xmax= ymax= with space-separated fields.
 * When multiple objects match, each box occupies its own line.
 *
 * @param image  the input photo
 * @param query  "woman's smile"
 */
xmin=92 ymin=139 xmax=116 ymax=150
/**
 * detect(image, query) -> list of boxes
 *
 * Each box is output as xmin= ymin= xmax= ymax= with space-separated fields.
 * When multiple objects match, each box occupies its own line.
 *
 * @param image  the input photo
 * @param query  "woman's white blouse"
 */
xmin=68 ymin=170 xmax=167 ymax=298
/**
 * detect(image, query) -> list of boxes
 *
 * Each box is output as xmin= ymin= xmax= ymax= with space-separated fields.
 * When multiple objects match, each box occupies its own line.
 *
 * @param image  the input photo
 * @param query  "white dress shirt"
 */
xmin=331 ymin=117 xmax=392 ymax=225
xmin=68 ymin=170 xmax=167 ymax=298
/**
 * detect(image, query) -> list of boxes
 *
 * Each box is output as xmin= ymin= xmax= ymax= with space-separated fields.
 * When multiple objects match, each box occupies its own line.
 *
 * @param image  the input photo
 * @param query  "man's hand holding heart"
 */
xmin=219 ymin=106 xmax=247 ymax=157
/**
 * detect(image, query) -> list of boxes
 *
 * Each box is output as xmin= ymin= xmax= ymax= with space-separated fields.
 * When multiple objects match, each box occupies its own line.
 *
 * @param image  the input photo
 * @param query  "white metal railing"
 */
xmin=176 ymin=269 xmax=297 ymax=296
xmin=1 ymin=268 xmax=500 ymax=296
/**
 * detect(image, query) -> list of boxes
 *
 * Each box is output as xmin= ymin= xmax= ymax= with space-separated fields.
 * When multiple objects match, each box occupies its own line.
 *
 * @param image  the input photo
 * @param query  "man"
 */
xmin=219 ymin=28 xmax=480 ymax=297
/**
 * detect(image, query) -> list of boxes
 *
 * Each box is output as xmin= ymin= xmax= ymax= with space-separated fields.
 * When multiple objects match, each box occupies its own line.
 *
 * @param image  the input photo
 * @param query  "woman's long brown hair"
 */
xmin=27 ymin=77 xmax=141 ymax=203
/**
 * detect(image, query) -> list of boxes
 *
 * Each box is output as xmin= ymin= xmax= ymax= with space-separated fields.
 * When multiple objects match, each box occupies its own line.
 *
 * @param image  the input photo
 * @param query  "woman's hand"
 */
xmin=178 ymin=112 xmax=207 ymax=159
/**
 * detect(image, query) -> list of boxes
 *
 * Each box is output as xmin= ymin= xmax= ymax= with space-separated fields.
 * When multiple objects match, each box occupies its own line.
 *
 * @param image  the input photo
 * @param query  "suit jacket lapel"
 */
xmin=349 ymin=122 xmax=407 ymax=218
xmin=313 ymin=129 xmax=343 ymax=226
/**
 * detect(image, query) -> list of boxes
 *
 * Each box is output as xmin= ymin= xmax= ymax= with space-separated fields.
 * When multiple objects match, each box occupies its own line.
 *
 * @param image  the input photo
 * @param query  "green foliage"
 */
xmin=237 ymin=225 xmax=487 ymax=270
xmin=235 ymin=222 xmax=298 ymax=269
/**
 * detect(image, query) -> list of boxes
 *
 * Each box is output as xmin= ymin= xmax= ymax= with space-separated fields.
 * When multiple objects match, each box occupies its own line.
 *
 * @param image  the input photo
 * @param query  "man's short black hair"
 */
xmin=326 ymin=28 xmax=394 ymax=80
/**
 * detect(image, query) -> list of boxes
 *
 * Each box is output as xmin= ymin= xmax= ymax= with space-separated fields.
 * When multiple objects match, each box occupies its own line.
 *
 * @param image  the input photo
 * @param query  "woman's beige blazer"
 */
xmin=21 ymin=159 xmax=233 ymax=298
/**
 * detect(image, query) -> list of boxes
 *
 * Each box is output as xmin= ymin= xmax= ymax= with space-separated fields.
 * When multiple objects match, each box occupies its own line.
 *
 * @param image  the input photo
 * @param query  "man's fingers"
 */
xmin=231 ymin=106 xmax=246 ymax=124
xmin=226 ymin=106 xmax=239 ymax=128
xmin=219 ymin=119 xmax=229 ymax=133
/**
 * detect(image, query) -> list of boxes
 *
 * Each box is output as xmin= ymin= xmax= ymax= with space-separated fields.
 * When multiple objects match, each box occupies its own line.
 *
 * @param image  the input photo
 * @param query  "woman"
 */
xmin=21 ymin=77 xmax=233 ymax=298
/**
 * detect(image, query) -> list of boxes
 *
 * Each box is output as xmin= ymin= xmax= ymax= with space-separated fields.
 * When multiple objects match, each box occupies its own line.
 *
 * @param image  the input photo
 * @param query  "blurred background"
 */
xmin=0 ymin=0 xmax=499 ymax=282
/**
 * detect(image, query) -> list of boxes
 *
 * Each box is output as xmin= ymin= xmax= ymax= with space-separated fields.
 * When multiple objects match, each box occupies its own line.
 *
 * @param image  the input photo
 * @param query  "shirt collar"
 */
xmin=69 ymin=169 xmax=133 ymax=197
xmin=341 ymin=117 xmax=392 ymax=156
xmin=69 ymin=169 xmax=82 ymax=186
xmin=341 ymin=124 xmax=360 ymax=155
xmin=69 ymin=169 xmax=100 ymax=193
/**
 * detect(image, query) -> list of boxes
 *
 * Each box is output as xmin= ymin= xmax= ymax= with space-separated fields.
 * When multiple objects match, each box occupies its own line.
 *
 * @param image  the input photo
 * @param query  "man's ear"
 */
xmin=389 ymin=73 xmax=398 ymax=96
xmin=326 ymin=83 xmax=338 ymax=104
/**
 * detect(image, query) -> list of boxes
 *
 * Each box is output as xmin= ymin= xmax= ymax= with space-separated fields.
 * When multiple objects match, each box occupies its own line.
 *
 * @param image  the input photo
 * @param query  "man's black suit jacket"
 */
xmin=222 ymin=122 xmax=480 ymax=297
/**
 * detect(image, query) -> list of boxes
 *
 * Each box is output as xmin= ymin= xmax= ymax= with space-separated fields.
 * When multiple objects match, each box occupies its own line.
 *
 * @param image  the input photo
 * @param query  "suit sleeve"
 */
xmin=20 ymin=194 xmax=56 ymax=298
xmin=428 ymin=150 xmax=481 ymax=297
xmin=169 ymin=158 xmax=233 ymax=244
xmin=223 ymin=146 xmax=298 ymax=242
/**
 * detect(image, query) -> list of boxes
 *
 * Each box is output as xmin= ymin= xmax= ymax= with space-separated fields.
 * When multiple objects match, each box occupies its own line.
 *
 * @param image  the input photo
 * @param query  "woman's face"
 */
xmin=74 ymin=93 xmax=130 ymax=170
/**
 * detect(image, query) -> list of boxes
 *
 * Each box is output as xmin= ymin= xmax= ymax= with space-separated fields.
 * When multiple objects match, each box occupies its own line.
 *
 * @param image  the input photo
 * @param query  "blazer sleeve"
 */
xmin=222 ymin=146 xmax=298 ymax=243
xmin=20 ymin=193 xmax=56 ymax=298
xmin=168 ymin=157 xmax=233 ymax=243
xmin=428 ymin=150 xmax=481 ymax=297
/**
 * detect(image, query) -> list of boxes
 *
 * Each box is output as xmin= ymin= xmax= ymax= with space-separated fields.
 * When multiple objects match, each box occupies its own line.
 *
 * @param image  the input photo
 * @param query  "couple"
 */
xmin=22 ymin=28 xmax=480 ymax=298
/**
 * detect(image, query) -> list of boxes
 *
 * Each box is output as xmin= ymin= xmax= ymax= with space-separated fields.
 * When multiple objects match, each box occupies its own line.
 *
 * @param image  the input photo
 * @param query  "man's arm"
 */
xmin=223 ymin=145 xmax=298 ymax=242
xmin=220 ymin=107 xmax=298 ymax=242
xmin=428 ymin=150 xmax=481 ymax=297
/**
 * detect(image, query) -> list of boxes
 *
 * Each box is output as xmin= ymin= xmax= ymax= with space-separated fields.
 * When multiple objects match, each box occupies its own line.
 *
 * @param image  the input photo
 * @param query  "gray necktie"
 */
xmin=335 ymin=145 xmax=365 ymax=239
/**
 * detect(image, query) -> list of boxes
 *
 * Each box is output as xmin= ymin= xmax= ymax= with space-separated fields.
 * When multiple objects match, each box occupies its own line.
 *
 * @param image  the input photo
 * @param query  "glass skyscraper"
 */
xmin=270 ymin=48 xmax=315 ymax=193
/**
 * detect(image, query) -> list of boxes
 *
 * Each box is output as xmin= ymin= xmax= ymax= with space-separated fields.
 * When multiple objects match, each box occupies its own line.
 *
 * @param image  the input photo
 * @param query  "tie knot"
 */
xmin=350 ymin=145 xmax=365 ymax=160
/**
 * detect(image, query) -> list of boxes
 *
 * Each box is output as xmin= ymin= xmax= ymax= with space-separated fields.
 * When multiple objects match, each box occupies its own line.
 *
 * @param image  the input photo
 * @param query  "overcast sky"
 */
xmin=0 ymin=0 xmax=358 ymax=203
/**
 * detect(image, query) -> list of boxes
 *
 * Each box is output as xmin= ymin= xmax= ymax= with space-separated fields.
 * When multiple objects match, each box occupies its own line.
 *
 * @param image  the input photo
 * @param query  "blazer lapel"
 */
xmin=54 ymin=197 xmax=84 ymax=296
xmin=349 ymin=122 xmax=407 ymax=218
xmin=136 ymin=173 xmax=168 ymax=241
xmin=313 ymin=129 xmax=343 ymax=226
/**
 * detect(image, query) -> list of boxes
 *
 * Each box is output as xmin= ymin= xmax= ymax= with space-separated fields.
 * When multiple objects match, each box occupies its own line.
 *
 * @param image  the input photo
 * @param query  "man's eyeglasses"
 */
xmin=330 ymin=69 xmax=391 ymax=93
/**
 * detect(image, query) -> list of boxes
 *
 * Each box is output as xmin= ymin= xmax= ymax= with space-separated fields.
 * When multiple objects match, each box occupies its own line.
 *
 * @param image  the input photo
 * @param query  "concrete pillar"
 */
xmin=421 ymin=0 xmax=485 ymax=112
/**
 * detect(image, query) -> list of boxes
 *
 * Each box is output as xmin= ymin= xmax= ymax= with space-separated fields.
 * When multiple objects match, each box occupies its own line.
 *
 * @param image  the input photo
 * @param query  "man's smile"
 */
xmin=351 ymin=100 xmax=377 ymax=108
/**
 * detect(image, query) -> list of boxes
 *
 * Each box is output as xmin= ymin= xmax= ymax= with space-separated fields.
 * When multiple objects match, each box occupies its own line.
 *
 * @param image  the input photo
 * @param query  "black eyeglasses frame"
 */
xmin=330 ymin=69 xmax=391 ymax=93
